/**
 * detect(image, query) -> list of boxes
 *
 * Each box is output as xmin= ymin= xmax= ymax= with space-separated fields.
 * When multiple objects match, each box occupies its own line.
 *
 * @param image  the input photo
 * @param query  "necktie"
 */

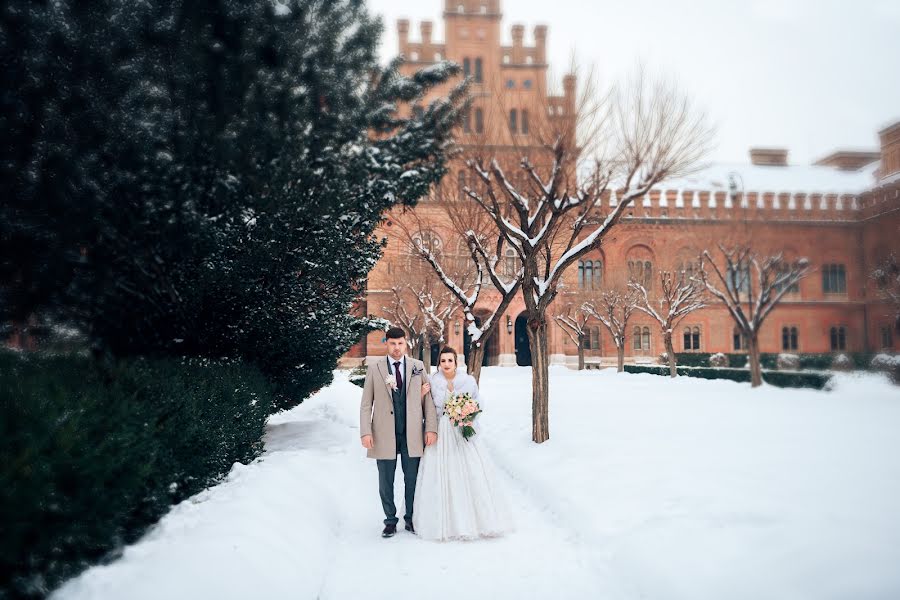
xmin=394 ymin=361 xmax=403 ymax=391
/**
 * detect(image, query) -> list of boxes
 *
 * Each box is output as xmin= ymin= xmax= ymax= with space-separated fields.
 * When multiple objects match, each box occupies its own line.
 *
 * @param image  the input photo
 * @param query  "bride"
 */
xmin=412 ymin=346 xmax=514 ymax=541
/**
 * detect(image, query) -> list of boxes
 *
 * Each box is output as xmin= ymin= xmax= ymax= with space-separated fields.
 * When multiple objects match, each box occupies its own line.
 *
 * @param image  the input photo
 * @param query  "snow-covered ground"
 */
xmin=54 ymin=367 xmax=900 ymax=600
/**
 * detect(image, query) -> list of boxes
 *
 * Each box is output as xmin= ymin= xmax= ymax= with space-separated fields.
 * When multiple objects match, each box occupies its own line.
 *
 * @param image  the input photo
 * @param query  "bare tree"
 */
xmin=391 ymin=179 xmax=521 ymax=383
xmin=582 ymin=285 xmax=640 ymax=372
xmin=700 ymin=245 xmax=810 ymax=387
xmin=411 ymin=280 xmax=459 ymax=373
xmin=465 ymin=67 xmax=714 ymax=442
xmin=554 ymin=297 xmax=592 ymax=370
xmin=871 ymin=253 xmax=900 ymax=332
xmin=630 ymin=269 xmax=707 ymax=377
xmin=383 ymin=286 xmax=427 ymax=360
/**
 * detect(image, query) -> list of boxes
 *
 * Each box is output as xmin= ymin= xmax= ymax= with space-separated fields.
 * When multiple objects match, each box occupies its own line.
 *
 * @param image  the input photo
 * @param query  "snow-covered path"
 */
xmin=54 ymin=371 xmax=621 ymax=600
xmin=53 ymin=367 xmax=900 ymax=600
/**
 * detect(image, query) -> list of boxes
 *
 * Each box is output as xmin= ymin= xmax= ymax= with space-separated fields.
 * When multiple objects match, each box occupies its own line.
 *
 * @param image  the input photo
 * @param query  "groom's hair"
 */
xmin=385 ymin=327 xmax=406 ymax=341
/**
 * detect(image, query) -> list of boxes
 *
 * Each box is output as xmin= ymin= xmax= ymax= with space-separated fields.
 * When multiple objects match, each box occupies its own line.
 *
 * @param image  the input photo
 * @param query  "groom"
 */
xmin=360 ymin=327 xmax=438 ymax=538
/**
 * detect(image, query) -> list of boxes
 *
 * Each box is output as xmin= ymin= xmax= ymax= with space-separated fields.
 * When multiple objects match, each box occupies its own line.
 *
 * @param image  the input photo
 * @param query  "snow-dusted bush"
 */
xmin=871 ymin=353 xmax=900 ymax=384
xmin=657 ymin=352 xmax=669 ymax=365
xmin=831 ymin=353 xmax=853 ymax=371
xmin=777 ymin=353 xmax=801 ymax=371
xmin=709 ymin=352 xmax=728 ymax=368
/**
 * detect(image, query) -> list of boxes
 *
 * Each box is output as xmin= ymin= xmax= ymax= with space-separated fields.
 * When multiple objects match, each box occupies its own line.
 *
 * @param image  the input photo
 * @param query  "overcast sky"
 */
xmin=366 ymin=0 xmax=900 ymax=165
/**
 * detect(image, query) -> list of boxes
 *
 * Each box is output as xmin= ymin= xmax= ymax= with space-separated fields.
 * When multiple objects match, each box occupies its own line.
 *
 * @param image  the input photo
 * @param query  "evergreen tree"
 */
xmin=1 ymin=0 xmax=466 ymax=407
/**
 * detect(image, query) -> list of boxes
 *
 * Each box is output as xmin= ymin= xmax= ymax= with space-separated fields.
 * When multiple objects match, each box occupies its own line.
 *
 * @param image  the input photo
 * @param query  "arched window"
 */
xmin=463 ymin=57 xmax=471 ymax=77
xmin=410 ymin=51 xmax=419 ymax=62
xmin=782 ymin=326 xmax=799 ymax=351
xmin=880 ymin=325 xmax=893 ymax=349
xmin=523 ymin=79 xmax=532 ymax=89
xmin=480 ymin=4 xmax=488 ymax=14
xmin=506 ymin=79 xmax=515 ymax=89
xmin=830 ymin=326 xmax=847 ymax=351
xmin=455 ymin=238 xmax=470 ymax=272
xmin=822 ymin=264 xmax=847 ymax=294
xmin=591 ymin=327 xmax=600 ymax=351
xmin=474 ymin=57 xmax=483 ymax=83
xmin=521 ymin=109 xmax=530 ymax=134
xmin=525 ymin=55 xmax=533 ymax=65
xmin=628 ymin=259 xmax=653 ymax=289
xmin=504 ymin=248 xmax=519 ymax=279
xmin=457 ymin=4 xmax=465 ymax=14
xmin=578 ymin=260 xmax=602 ymax=289
xmin=642 ymin=327 xmax=651 ymax=350
xmin=727 ymin=261 xmax=751 ymax=294
xmin=633 ymin=326 xmax=642 ymax=351
xmin=503 ymin=54 xmax=510 ymax=64
xmin=409 ymin=230 xmax=443 ymax=269
xmin=434 ymin=52 xmax=443 ymax=61
xmin=474 ymin=108 xmax=484 ymax=133
xmin=509 ymin=109 xmax=518 ymax=133
xmin=462 ymin=108 xmax=472 ymax=133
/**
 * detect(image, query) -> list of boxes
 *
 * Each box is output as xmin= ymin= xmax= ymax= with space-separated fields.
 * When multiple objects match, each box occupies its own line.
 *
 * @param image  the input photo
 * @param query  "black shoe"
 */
xmin=382 ymin=524 xmax=397 ymax=538
xmin=404 ymin=521 xmax=415 ymax=534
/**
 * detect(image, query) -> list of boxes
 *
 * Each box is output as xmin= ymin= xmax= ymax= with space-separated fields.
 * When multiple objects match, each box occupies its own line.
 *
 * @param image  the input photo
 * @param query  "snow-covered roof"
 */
xmin=652 ymin=161 xmax=881 ymax=197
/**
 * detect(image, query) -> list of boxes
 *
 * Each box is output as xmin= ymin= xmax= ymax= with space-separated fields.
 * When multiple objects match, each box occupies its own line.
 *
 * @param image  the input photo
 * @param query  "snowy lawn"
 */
xmin=53 ymin=367 xmax=900 ymax=600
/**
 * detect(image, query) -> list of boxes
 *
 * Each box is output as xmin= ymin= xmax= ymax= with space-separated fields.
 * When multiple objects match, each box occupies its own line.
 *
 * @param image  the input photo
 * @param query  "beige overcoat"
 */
xmin=359 ymin=357 xmax=438 ymax=460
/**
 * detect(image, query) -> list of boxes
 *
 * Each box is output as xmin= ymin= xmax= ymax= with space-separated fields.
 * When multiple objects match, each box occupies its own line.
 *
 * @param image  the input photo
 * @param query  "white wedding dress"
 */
xmin=412 ymin=370 xmax=514 ymax=541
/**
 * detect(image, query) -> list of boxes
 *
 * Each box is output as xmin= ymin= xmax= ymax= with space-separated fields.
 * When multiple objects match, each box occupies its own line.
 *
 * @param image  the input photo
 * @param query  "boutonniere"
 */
xmin=412 ymin=366 xmax=423 ymax=377
xmin=384 ymin=375 xmax=397 ymax=391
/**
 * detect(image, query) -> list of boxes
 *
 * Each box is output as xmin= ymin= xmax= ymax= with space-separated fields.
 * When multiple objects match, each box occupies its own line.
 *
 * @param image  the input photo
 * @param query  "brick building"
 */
xmin=345 ymin=0 xmax=900 ymax=368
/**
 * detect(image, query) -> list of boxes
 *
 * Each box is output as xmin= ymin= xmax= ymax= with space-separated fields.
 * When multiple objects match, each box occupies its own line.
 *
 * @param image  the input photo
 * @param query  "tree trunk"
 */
xmin=423 ymin=334 xmax=432 ymax=374
xmin=748 ymin=333 xmax=763 ymax=387
xmin=577 ymin=335 xmax=585 ymax=371
xmin=617 ymin=344 xmax=625 ymax=372
xmin=526 ymin=316 xmax=550 ymax=443
xmin=664 ymin=330 xmax=677 ymax=377
xmin=467 ymin=343 xmax=485 ymax=384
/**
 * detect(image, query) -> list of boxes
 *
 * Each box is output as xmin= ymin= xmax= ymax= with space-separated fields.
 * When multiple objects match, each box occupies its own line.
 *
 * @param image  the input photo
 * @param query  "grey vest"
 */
xmin=387 ymin=358 xmax=407 ymax=436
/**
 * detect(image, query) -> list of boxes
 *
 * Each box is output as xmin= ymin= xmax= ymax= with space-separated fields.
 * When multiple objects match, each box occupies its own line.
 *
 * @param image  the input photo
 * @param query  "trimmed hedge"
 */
xmin=675 ymin=352 xmax=879 ymax=372
xmin=624 ymin=364 xmax=831 ymax=390
xmin=1 ymin=351 xmax=272 ymax=598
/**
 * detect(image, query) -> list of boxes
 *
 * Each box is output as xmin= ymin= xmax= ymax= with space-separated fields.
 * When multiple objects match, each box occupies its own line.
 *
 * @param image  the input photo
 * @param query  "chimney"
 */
xmin=398 ymin=19 xmax=409 ymax=52
xmin=563 ymin=74 xmax=577 ymax=113
xmin=534 ymin=25 xmax=547 ymax=64
xmin=511 ymin=24 xmax=524 ymax=62
xmin=813 ymin=150 xmax=881 ymax=172
xmin=749 ymin=148 xmax=789 ymax=167
xmin=878 ymin=120 xmax=900 ymax=180
xmin=420 ymin=21 xmax=433 ymax=46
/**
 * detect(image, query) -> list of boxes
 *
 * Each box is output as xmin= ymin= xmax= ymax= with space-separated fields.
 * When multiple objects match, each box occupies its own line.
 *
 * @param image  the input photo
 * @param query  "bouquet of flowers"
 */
xmin=444 ymin=392 xmax=482 ymax=441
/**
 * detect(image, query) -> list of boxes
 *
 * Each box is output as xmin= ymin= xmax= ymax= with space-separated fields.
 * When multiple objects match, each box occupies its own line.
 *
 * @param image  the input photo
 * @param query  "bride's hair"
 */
xmin=438 ymin=346 xmax=458 ymax=365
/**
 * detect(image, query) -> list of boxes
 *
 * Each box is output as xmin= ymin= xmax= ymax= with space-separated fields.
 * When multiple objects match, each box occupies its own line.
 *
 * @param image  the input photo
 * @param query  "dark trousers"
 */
xmin=376 ymin=434 xmax=420 ymax=526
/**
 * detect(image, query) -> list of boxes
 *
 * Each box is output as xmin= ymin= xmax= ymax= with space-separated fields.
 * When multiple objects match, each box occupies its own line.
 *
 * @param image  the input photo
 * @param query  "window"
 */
xmin=455 ymin=239 xmax=470 ymax=272
xmin=578 ymin=260 xmax=602 ymax=289
xmin=509 ymin=109 xmax=518 ymax=133
xmin=633 ymin=326 xmax=651 ymax=351
xmin=733 ymin=328 xmax=748 ymax=351
xmin=829 ymin=326 xmax=847 ymax=351
xmin=480 ymin=4 xmax=487 ymax=13
xmin=775 ymin=262 xmax=801 ymax=293
xmin=410 ymin=230 xmax=443 ymax=268
xmin=628 ymin=260 xmax=653 ymax=289
xmin=474 ymin=108 xmax=484 ymax=133
xmin=434 ymin=52 xmax=443 ymax=61
xmin=683 ymin=327 xmax=701 ymax=351
xmin=506 ymin=79 xmax=515 ymax=89
xmin=503 ymin=248 xmax=518 ymax=278
xmin=463 ymin=57 xmax=471 ymax=77
xmin=585 ymin=327 xmax=600 ymax=351
xmin=525 ymin=56 xmax=533 ymax=65
xmin=881 ymin=326 xmax=893 ymax=349
xmin=523 ymin=79 xmax=532 ymax=89
xmin=457 ymin=4 xmax=465 ymax=13
xmin=462 ymin=108 xmax=471 ymax=133
xmin=503 ymin=54 xmax=510 ymax=64
xmin=521 ymin=109 xmax=529 ymax=134
xmin=474 ymin=58 xmax=483 ymax=83
xmin=727 ymin=262 xmax=751 ymax=295
xmin=457 ymin=171 xmax=467 ymax=199
xmin=781 ymin=326 xmax=798 ymax=351
xmin=822 ymin=264 xmax=847 ymax=294
xmin=410 ymin=51 xmax=419 ymax=62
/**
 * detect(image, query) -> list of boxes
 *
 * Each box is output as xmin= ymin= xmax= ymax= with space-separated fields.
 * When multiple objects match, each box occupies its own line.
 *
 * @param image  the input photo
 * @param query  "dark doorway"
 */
xmin=430 ymin=341 xmax=441 ymax=367
xmin=515 ymin=314 xmax=532 ymax=366
xmin=463 ymin=315 xmax=493 ymax=367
